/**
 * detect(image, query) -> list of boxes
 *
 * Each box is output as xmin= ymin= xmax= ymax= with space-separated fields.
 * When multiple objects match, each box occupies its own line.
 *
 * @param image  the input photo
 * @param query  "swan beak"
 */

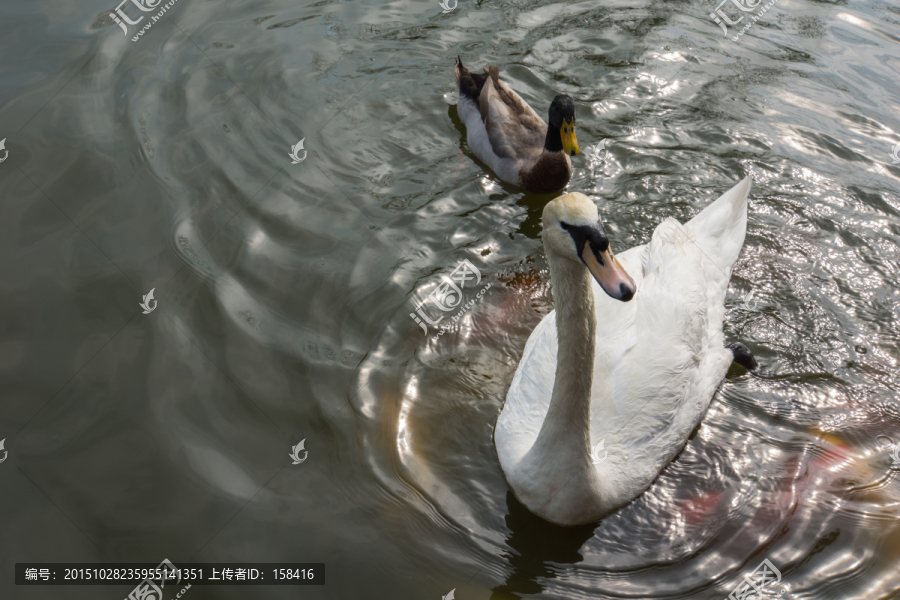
xmin=561 ymin=119 xmax=579 ymax=156
xmin=581 ymin=244 xmax=636 ymax=301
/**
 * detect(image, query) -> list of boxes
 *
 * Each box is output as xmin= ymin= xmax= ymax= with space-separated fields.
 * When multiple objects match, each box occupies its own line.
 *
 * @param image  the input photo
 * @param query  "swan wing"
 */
xmin=588 ymin=218 xmax=726 ymax=504
xmin=685 ymin=177 xmax=751 ymax=272
xmin=685 ymin=177 xmax=751 ymax=345
xmin=496 ymin=309 xmax=558 ymax=472
xmin=590 ymin=179 xmax=751 ymax=503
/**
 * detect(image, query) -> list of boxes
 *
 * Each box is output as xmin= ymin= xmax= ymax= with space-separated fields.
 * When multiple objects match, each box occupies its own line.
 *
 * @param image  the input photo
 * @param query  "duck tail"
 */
xmin=455 ymin=56 xmax=487 ymax=102
xmin=454 ymin=55 xmax=466 ymax=86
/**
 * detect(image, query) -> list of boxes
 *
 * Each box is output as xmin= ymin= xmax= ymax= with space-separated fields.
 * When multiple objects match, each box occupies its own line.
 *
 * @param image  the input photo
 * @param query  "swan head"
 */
xmin=542 ymin=192 xmax=636 ymax=301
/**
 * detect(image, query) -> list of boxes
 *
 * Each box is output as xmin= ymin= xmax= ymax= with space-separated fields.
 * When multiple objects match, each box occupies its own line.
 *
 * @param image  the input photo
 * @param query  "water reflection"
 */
xmin=492 ymin=491 xmax=597 ymax=599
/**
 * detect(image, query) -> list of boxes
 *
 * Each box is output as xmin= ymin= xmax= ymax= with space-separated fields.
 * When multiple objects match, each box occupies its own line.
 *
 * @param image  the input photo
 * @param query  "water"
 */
xmin=2 ymin=0 xmax=900 ymax=598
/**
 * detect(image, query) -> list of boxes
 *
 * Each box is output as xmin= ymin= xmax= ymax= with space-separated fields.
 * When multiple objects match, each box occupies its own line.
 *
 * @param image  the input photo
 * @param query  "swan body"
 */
xmin=454 ymin=58 xmax=579 ymax=193
xmin=495 ymin=178 xmax=752 ymax=525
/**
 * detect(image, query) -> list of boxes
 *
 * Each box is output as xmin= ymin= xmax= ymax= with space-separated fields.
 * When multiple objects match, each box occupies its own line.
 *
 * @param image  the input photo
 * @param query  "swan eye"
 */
xmin=560 ymin=221 xmax=600 ymax=257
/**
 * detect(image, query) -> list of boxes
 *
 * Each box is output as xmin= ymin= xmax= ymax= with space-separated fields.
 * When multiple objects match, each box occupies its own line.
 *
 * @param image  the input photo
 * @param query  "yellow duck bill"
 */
xmin=561 ymin=120 xmax=579 ymax=156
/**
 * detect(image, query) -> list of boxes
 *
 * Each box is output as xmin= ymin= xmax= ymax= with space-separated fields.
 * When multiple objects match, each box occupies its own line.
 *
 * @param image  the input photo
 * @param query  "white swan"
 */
xmin=494 ymin=178 xmax=755 ymax=526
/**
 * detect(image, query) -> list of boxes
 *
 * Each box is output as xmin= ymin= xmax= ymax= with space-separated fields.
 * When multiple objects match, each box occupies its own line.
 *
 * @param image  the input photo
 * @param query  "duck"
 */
xmin=494 ymin=177 xmax=757 ymax=526
xmin=454 ymin=57 xmax=579 ymax=193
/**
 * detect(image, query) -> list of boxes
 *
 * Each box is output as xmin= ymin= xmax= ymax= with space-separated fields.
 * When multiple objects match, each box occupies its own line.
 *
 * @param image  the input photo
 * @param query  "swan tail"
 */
xmin=685 ymin=177 xmax=751 ymax=275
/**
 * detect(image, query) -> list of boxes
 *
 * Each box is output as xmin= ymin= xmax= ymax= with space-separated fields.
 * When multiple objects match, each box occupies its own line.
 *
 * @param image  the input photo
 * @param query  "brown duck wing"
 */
xmin=478 ymin=66 xmax=547 ymax=161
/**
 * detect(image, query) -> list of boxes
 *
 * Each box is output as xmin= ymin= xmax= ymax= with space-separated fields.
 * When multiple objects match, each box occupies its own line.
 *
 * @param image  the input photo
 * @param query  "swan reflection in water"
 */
xmin=492 ymin=491 xmax=597 ymax=600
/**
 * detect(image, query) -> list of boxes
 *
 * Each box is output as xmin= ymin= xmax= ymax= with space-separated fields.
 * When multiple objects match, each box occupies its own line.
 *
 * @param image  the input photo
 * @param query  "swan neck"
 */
xmin=530 ymin=251 xmax=596 ymax=461
xmin=549 ymin=254 xmax=595 ymax=425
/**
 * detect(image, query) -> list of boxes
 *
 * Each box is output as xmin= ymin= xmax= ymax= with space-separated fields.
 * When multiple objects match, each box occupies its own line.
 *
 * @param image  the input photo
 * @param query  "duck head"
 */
xmin=546 ymin=95 xmax=579 ymax=156
xmin=542 ymin=192 xmax=636 ymax=301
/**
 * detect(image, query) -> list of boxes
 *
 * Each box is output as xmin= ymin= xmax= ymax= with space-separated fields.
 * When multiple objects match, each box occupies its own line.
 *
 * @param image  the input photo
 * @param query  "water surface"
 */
xmin=2 ymin=0 xmax=900 ymax=598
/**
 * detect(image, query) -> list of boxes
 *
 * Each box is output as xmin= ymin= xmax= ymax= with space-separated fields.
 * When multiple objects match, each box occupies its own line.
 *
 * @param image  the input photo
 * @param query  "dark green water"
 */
xmin=1 ymin=0 xmax=899 ymax=598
